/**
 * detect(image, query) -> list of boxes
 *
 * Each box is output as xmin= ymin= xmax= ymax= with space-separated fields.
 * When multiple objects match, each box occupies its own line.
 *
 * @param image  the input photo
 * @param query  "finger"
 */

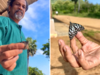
xmin=0 ymin=49 xmax=22 ymax=62
xmin=75 ymin=32 xmax=88 ymax=45
xmin=64 ymin=46 xmax=80 ymax=68
xmin=70 ymin=37 xmax=78 ymax=53
xmin=20 ymin=41 xmax=29 ymax=49
xmin=0 ymin=43 xmax=26 ymax=53
xmin=78 ymin=50 xmax=90 ymax=70
xmin=1 ymin=56 xmax=18 ymax=69
xmin=58 ymin=39 xmax=66 ymax=58
xmin=6 ymin=63 xmax=16 ymax=71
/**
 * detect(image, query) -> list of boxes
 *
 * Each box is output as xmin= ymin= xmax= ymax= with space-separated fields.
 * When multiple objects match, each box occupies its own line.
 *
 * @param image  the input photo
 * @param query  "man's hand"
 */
xmin=0 ymin=43 xmax=26 ymax=71
xmin=58 ymin=32 xmax=100 ymax=70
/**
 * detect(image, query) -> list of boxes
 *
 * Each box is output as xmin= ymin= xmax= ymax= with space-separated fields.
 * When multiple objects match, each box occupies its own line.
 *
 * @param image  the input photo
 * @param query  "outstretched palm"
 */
xmin=59 ymin=32 xmax=100 ymax=70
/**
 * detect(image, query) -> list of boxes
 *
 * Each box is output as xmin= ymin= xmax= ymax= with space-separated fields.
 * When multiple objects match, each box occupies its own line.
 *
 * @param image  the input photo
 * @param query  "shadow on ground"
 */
xmin=53 ymin=17 xmax=65 ymax=23
xmin=51 ymin=56 xmax=78 ymax=75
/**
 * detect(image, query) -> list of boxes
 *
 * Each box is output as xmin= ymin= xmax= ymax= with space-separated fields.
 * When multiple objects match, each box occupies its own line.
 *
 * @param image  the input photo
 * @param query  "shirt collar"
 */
xmin=9 ymin=17 xmax=22 ymax=29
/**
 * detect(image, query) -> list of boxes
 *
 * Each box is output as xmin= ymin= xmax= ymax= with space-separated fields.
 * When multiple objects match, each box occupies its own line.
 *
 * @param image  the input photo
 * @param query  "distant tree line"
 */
xmin=52 ymin=0 xmax=100 ymax=18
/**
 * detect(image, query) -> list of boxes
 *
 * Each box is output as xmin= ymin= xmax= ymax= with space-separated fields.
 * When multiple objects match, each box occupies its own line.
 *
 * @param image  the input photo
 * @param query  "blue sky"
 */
xmin=85 ymin=0 xmax=100 ymax=4
xmin=19 ymin=0 xmax=50 ymax=75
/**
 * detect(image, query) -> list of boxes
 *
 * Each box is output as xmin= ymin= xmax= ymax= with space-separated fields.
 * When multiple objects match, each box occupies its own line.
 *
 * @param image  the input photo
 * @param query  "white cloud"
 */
xmin=25 ymin=6 xmax=37 ymax=19
xmin=19 ymin=0 xmax=49 ymax=34
xmin=26 ymin=0 xmax=49 ymax=20
xmin=34 ymin=0 xmax=49 ymax=10
xmin=35 ymin=49 xmax=44 ymax=55
xmin=19 ymin=16 xmax=37 ymax=32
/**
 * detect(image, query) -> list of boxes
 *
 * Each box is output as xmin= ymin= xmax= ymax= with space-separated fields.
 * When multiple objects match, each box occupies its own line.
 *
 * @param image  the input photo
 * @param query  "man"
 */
xmin=58 ymin=32 xmax=100 ymax=70
xmin=55 ymin=11 xmax=58 ymax=15
xmin=0 ymin=0 xmax=28 ymax=75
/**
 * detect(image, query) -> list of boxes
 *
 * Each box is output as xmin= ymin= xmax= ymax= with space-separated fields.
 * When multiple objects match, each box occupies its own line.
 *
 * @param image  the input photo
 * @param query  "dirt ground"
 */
xmin=53 ymin=15 xmax=100 ymax=31
xmin=50 ymin=15 xmax=100 ymax=75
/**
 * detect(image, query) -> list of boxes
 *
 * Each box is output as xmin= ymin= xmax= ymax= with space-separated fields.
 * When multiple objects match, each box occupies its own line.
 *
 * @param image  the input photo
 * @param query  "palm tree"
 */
xmin=26 ymin=37 xmax=37 ymax=75
xmin=26 ymin=37 xmax=37 ymax=57
xmin=41 ymin=40 xmax=49 ymax=58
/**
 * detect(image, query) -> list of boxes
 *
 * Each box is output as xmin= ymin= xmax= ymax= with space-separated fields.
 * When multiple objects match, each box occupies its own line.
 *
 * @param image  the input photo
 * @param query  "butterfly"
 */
xmin=69 ymin=22 xmax=85 ymax=40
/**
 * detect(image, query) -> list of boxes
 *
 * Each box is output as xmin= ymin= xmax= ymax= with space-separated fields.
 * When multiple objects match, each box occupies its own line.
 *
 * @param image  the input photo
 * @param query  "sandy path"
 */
xmin=54 ymin=15 xmax=100 ymax=30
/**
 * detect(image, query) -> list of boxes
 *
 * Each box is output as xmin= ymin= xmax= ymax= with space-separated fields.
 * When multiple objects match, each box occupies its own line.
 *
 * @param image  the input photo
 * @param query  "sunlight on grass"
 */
xmin=83 ymin=29 xmax=100 ymax=37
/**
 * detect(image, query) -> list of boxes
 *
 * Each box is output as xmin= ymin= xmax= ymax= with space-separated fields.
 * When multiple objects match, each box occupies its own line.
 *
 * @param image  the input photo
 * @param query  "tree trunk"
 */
xmin=27 ymin=57 xmax=29 ymax=75
xmin=78 ymin=0 xmax=80 ymax=13
xmin=27 ymin=50 xmax=29 ymax=75
xmin=74 ymin=1 xmax=77 ymax=12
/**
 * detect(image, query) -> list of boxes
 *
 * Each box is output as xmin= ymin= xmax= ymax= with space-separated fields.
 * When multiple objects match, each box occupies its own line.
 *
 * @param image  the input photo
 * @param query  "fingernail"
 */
xmin=64 ymin=47 xmax=66 ymax=52
xmin=59 ymin=40 xmax=61 ymax=45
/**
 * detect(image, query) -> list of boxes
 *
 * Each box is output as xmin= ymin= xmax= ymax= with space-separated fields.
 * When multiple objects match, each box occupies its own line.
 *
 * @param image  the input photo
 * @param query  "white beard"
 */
xmin=15 ymin=13 xmax=23 ymax=20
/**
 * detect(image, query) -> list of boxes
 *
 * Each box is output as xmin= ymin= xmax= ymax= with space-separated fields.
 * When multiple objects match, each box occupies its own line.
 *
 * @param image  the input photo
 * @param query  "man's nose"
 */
xmin=18 ymin=5 xmax=23 ymax=10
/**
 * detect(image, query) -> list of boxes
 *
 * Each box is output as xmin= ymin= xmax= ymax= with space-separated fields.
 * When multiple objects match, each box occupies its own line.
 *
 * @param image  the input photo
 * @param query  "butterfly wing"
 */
xmin=69 ymin=22 xmax=84 ymax=40
xmin=73 ymin=23 xmax=84 ymax=31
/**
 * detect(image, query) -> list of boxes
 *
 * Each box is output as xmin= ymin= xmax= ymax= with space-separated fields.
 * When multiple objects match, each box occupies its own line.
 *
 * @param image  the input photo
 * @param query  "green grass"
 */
xmin=83 ymin=29 xmax=100 ymax=37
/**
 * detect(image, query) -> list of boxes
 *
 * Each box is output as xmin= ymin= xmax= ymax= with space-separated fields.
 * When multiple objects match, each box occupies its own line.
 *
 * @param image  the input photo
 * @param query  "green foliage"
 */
xmin=51 ymin=0 xmax=67 ymax=4
xmin=52 ymin=0 xmax=100 ymax=18
xmin=26 ymin=37 xmax=37 ymax=56
xmin=72 ymin=0 xmax=78 ymax=3
xmin=85 ymin=0 xmax=88 ymax=2
xmin=29 ymin=67 xmax=44 ymax=75
xmin=41 ymin=40 xmax=49 ymax=57
xmin=52 ymin=0 xmax=74 ymax=14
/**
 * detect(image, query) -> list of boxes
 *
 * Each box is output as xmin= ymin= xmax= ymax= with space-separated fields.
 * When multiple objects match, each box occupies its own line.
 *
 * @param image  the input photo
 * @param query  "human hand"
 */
xmin=0 ymin=43 xmax=27 ymax=71
xmin=58 ymin=32 xmax=100 ymax=70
